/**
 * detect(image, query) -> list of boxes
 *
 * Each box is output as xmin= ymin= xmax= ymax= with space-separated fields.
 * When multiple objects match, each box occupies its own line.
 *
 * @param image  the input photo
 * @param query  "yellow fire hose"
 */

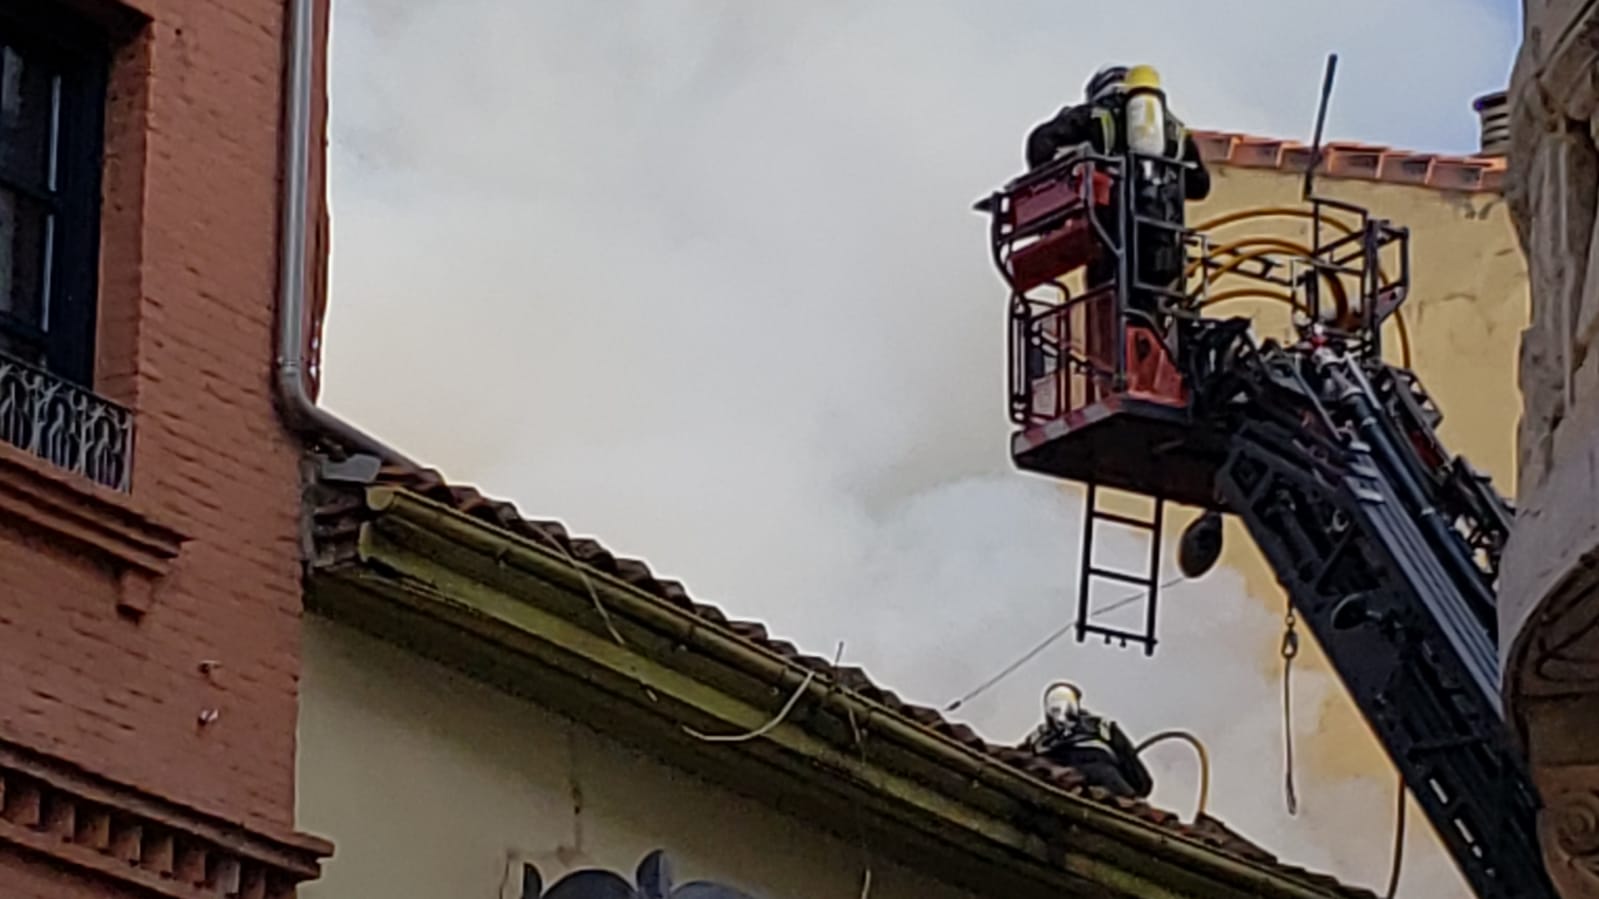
xmin=1189 ymin=205 xmax=1414 ymax=367
xmin=1188 ymin=238 xmax=1352 ymax=324
xmin=1041 ymin=203 xmax=1416 ymax=367
xmin=1136 ymin=730 xmax=1211 ymax=821
xmin=1192 ymin=205 xmax=1357 ymax=236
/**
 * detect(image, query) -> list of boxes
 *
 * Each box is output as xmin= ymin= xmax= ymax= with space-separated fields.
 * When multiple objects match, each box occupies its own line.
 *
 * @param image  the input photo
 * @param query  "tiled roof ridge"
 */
xmin=316 ymin=464 xmax=1379 ymax=899
xmin=1191 ymin=129 xmax=1506 ymax=193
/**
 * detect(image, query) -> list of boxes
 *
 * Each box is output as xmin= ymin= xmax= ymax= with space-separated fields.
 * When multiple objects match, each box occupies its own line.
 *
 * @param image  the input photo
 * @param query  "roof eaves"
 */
xmin=1191 ymin=128 xmax=1506 ymax=194
xmin=308 ymin=464 xmax=1377 ymax=899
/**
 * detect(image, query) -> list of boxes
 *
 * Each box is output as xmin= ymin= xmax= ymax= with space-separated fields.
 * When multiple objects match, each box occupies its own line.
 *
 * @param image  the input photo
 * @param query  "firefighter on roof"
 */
xmin=1023 ymin=681 xmax=1154 ymax=798
xmin=1023 ymin=65 xmax=1211 ymax=320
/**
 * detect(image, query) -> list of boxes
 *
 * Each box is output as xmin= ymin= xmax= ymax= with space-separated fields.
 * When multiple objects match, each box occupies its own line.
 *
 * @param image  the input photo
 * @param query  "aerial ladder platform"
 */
xmin=975 ymin=108 xmax=1552 ymax=897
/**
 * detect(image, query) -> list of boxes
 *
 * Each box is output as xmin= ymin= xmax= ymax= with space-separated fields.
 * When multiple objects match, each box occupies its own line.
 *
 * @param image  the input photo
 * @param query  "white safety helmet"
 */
xmin=1043 ymin=681 xmax=1083 ymax=727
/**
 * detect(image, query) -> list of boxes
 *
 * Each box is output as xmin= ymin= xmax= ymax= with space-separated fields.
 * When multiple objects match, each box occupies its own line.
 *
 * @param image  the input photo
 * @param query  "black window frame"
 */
xmin=0 ymin=5 xmax=107 ymax=388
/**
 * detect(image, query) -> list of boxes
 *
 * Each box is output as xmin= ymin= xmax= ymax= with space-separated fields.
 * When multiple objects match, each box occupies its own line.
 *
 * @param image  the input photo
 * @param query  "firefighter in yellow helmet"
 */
xmin=1025 ymin=64 xmax=1210 ymax=193
xmin=1024 ymin=65 xmax=1210 ymax=321
xmin=1022 ymin=681 xmax=1153 ymax=798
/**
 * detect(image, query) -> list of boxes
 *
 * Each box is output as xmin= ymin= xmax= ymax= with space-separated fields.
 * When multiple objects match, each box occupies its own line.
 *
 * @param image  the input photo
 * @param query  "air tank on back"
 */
xmin=1124 ymin=65 xmax=1168 ymax=157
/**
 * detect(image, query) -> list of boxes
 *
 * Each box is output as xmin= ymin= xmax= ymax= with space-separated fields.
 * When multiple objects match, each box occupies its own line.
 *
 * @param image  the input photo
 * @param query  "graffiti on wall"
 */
xmin=521 ymin=849 xmax=761 ymax=899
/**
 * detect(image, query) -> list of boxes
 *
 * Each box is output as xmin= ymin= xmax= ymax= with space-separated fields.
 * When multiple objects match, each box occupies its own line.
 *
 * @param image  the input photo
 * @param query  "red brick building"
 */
xmin=0 ymin=0 xmax=337 ymax=895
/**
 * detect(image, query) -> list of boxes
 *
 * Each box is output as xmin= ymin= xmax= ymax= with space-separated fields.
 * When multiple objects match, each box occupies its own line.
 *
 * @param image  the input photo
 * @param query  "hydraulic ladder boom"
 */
xmin=1204 ymin=334 xmax=1545 ymax=898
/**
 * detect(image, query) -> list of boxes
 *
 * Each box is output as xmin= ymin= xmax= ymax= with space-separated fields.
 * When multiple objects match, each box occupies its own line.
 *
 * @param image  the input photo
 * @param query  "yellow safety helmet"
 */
xmin=1125 ymin=64 xmax=1162 ymax=92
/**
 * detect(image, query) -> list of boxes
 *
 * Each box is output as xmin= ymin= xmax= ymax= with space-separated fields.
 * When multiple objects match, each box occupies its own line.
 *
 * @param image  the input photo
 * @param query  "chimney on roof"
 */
xmin=1473 ymin=90 xmax=1509 ymax=157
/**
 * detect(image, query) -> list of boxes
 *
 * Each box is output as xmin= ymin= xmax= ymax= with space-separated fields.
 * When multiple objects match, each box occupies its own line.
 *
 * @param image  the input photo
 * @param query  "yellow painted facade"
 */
xmin=1187 ymin=162 xmax=1527 ymax=785
xmin=296 ymin=615 xmax=986 ymax=899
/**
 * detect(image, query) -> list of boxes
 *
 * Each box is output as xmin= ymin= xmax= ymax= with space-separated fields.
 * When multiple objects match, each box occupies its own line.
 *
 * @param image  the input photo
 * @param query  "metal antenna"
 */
xmin=1303 ymin=53 xmax=1339 ymax=200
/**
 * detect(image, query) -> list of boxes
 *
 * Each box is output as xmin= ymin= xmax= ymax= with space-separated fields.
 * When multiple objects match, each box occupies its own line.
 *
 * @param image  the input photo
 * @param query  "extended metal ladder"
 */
xmin=1209 ymin=350 xmax=1549 ymax=899
xmin=1076 ymin=483 xmax=1166 ymax=655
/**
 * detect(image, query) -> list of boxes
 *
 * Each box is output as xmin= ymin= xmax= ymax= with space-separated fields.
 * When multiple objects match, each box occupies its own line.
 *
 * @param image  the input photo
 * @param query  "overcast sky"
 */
xmin=321 ymin=3 xmax=1520 ymax=895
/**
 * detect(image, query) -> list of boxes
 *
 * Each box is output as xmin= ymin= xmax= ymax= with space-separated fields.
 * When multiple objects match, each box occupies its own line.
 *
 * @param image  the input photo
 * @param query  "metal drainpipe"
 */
xmin=276 ymin=0 xmax=416 ymax=468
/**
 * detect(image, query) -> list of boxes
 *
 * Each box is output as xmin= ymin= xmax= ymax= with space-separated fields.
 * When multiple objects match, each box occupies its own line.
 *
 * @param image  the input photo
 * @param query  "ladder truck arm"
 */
xmin=1200 ymin=327 xmax=1543 ymax=898
xmin=978 ymin=144 xmax=1555 ymax=897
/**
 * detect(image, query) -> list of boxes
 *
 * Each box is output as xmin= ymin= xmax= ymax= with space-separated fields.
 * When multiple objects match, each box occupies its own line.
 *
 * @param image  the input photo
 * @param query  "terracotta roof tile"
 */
xmin=313 ymin=464 xmax=1378 ymax=898
xmin=1192 ymin=129 xmax=1506 ymax=193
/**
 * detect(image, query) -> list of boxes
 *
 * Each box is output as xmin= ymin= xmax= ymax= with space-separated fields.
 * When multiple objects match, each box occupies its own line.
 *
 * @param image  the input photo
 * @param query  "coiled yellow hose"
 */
xmin=1188 ymin=205 xmax=1414 ymax=367
xmin=1136 ymin=730 xmax=1211 ymax=820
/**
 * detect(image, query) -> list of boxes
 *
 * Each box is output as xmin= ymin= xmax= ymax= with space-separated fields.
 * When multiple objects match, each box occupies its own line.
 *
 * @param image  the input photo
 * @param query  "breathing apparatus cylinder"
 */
xmin=1124 ymin=65 xmax=1168 ymax=158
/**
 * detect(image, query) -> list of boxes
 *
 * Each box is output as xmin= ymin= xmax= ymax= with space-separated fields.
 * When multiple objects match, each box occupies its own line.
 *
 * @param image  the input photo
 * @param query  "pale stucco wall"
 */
xmin=1183 ymin=163 xmax=1528 ymax=783
xmin=296 ymin=615 xmax=988 ymax=899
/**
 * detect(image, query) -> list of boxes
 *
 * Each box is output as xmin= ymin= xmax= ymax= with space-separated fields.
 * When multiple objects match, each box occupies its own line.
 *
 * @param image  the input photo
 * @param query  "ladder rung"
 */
xmin=1407 ymin=736 xmax=1486 ymax=756
xmin=1091 ymin=510 xmax=1159 ymax=530
xmin=1087 ymin=567 xmax=1155 ymax=588
xmin=1080 ymin=622 xmax=1158 ymax=647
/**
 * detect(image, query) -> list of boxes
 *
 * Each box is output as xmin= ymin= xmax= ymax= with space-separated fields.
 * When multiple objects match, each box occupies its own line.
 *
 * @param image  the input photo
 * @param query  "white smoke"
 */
xmin=321 ymin=3 xmax=1513 ymax=895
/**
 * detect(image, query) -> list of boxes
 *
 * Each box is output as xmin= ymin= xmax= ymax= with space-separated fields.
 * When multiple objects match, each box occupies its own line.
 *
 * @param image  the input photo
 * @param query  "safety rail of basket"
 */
xmin=1009 ymin=286 xmax=1120 ymax=427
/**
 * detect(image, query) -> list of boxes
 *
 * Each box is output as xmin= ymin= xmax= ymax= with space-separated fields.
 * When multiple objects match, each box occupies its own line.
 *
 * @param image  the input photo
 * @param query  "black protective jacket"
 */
xmin=1024 ymin=98 xmax=1211 ymax=305
xmin=1024 ymin=99 xmax=1212 ymax=202
xmin=1024 ymin=714 xmax=1155 ymax=798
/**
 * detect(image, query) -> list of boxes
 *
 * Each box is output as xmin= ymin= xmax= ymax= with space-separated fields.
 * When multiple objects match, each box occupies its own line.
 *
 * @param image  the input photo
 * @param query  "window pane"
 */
xmin=0 ymin=44 xmax=56 ymax=190
xmin=0 ymin=326 xmax=40 ymax=365
xmin=0 ymin=187 xmax=49 ymax=327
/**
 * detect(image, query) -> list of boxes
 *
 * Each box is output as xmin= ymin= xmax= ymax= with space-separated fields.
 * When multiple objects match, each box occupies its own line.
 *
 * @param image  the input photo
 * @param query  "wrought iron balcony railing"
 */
xmin=0 ymin=350 xmax=133 ymax=491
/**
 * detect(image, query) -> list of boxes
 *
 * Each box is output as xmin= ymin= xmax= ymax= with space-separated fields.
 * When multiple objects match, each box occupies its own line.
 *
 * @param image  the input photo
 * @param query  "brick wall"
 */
xmin=0 ymin=0 xmax=331 ymax=876
xmin=0 ymin=846 xmax=144 ymax=899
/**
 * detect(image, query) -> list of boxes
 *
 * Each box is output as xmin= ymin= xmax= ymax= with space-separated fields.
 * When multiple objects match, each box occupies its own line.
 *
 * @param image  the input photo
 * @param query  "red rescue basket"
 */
xmin=976 ymin=151 xmax=1214 ymax=508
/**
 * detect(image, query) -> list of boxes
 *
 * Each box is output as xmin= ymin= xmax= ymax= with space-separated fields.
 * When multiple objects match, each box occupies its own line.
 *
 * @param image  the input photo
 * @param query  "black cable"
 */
xmin=1385 ymin=771 xmax=1406 ymax=898
xmin=1281 ymin=606 xmax=1300 ymax=816
xmin=944 ymin=576 xmax=1184 ymax=713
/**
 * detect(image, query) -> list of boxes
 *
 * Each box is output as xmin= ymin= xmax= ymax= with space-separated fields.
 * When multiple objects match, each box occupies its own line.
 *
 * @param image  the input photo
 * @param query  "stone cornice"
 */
xmin=0 ymin=736 xmax=330 ymax=897
xmin=0 ymin=442 xmax=186 ymax=616
xmin=1504 ymin=401 xmax=1599 ymax=706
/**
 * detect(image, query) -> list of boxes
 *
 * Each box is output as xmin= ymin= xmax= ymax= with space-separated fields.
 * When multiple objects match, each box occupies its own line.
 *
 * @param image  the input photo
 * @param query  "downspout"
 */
xmin=277 ymin=0 xmax=416 ymax=467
